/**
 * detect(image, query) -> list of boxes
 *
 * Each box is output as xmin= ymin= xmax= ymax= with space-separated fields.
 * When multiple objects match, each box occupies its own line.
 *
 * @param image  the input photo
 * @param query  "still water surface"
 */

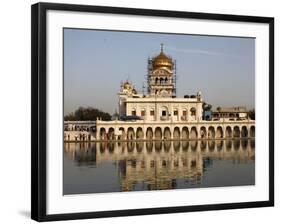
xmin=64 ymin=140 xmax=255 ymax=194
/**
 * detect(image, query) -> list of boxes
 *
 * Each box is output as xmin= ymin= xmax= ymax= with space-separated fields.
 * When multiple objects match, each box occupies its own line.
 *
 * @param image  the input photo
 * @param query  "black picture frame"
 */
xmin=31 ymin=2 xmax=274 ymax=222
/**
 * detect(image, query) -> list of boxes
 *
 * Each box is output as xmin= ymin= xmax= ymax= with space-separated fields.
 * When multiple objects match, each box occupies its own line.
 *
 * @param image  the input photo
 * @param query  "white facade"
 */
xmin=122 ymin=96 xmax=203 ymax=122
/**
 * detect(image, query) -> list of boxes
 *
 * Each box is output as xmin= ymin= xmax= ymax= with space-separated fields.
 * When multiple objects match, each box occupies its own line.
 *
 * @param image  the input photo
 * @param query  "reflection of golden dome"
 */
xmin=152 ymin=44 xmax=173 ymax=69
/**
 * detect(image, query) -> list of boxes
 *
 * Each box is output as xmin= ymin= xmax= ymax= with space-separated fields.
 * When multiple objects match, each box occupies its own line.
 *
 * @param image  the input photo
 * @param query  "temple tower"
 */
xmin=147 ymin=44 xmax=176 ymax=97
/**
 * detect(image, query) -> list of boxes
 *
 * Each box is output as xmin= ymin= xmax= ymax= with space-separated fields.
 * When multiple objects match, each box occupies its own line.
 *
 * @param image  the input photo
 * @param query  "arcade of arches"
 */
xmin=97 ymin=125 xmax=255 ymax=140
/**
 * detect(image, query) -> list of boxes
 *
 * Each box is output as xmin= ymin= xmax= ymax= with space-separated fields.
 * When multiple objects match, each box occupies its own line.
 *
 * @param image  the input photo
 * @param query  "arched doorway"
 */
xmin=108 ymin=127 xmax=115 ymax=140
xmin=100 ymin=128 xmax=106 ymax=140
xmin=127 ymin=127 xmax=135 ymax=140
xmin=163 ymin=127 xmax=171 ymax=139
xmin=208 ymin=126 xmax=215 ymax=139
xmin=182 ymin=127 xmax=189 ymax=139
xmin=225 ymin=126 xmax=232 ymax=138
xmin=155 ymin=77 xmax=159 ymax=84
xmin=233 ymin=126 xmax=240 ymax=138
xmin=155 ymin=127 xmax=162 ymax=140
xmin=190 ymin=127 xmax=198 ymax=139
xmin=146 ymin=127 xmax=153 ymax=140
xmin=119 ymin=127 xmax=125 ymax=140
xmin=250 ymin=126 xmax=255 ymax=137
xmin=241 ymin=126 xmax=248 ymax=138
xmin=216 ymin=126 xmax=223 ymax=138
xmin=136 ymin=127 xmax=144 ymax=139
xmin=200 ymin=127 xmax=207 ymax=139
xmin=173 ymin=127 xmax=180 ymax=139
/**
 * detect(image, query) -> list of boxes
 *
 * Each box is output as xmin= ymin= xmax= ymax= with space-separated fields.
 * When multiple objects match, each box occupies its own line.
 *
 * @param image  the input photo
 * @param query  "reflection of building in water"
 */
xmin=64 ymin=140 xmax=255 ymax=191
xmin=93 ymin=45 xmax=255 ymax=141
xmin=64 ymin=142 xmax=97 ymax=166
xmin=118 ymin=151 xmax=203 ymax=191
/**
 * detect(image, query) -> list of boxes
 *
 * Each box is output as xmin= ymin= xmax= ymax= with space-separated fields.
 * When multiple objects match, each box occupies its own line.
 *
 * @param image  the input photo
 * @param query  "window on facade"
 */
xmin=150 ymin=110 xmax=154 ymax=116
xmin=182 ymin=110 xmax=187 ymax=116
xmin=174 ymin=110 xmax=178 ymax=116
xmin=132 ymin=110 xmax=136 ymax=116
xmin=190 ymin=108 xmax=196 ymax=116
xmin=141 ymin=110 xmax=145 ymax=116
xmin=162 ymin=110 xmax=167 ymax=116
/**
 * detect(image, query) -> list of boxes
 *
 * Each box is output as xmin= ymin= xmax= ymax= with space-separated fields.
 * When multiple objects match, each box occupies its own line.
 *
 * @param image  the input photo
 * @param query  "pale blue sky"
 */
xmin=64 ymin=28 xmax=255 ymax=115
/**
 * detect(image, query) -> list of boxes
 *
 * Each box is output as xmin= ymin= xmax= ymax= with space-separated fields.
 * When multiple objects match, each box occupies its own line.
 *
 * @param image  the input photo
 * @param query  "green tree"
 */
xmin=202 ymin=102 xmax=212 ymax=111
xmin=64 ymin=107 xmax=111 ymax=121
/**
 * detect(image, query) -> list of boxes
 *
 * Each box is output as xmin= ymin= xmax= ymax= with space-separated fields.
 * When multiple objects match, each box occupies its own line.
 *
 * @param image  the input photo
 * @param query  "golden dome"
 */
xmin=152 ymin=44 xmax=173 ymax=69
xmin=123 ymin=81 xmax=132 ymax=90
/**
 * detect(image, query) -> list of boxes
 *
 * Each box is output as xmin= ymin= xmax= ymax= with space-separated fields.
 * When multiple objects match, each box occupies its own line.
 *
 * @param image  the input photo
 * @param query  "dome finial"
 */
xmin=160 ymin=43 xmax=164 ymax=52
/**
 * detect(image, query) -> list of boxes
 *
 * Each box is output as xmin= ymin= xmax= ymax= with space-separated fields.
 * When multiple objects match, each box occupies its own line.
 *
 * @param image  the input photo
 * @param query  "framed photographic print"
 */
xmin=31 ymin=2 xmax=274 ymax=222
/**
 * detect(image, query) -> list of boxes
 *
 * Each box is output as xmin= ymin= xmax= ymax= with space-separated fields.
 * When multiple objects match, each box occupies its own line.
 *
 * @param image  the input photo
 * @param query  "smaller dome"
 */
xmin=123 ymin=81 xmax=132 ymax=90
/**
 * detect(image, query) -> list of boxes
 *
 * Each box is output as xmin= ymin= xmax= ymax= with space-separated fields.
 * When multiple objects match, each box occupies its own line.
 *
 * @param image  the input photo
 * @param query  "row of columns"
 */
xmin=97 ymin=125 xmax=255 ymax=140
